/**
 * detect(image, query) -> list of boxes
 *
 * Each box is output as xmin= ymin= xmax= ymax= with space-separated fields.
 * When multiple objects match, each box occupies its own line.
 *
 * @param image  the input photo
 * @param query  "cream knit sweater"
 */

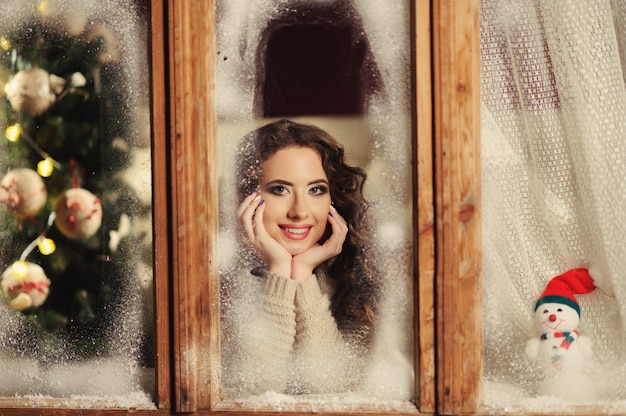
xmin=224 ymin=269 xmax=366 ymax=397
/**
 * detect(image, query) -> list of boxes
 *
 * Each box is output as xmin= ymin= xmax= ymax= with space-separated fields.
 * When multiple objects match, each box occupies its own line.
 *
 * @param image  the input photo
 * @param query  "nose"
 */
xmin=549 ymin=314 xmax=557 ymax=322
xmin=287 ymin=194 xmax=309 ymax=219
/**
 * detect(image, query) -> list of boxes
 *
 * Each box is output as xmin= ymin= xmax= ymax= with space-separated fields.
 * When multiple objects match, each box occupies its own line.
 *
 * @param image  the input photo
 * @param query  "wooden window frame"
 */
xmin=431 ymin=0 xmax=482 ymax=414
xmin=0 ymin=0 xmax=483 ymax=414
xmin=167 ymin=0 xmax=481 ymax=415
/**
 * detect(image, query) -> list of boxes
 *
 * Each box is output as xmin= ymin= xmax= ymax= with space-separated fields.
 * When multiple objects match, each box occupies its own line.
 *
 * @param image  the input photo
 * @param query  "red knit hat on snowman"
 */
xmin=534 ymin=268 xmax=596 ymax=317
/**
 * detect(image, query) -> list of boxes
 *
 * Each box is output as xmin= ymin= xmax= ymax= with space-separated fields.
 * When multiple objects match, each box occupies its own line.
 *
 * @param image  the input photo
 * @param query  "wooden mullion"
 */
xmin=414 ymin=0 xmax=436 ymax=413
xmin=168 ymin=0 xmax=197 ymax=408
xmin=167 ymin=0 xmax=215 ymax=411
xmin=149 ymin=0 xmax=171 ymax=410
xmin=432 ymin=0 xmax=482 ymax=414
xmin=198 ymin=0 xmax=221 ymax=410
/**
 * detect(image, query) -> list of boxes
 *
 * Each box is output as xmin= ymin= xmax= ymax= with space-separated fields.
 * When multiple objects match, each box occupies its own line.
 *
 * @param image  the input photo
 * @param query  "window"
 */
xmin=0 ymin=0 xmax=164 ymax=410
xmin=216 ymin=0 xmax=414 ymax=410
xmin=0 ymin=0 xmax=486 ymax=414
xmin=481 ymin=0 xmax=626 ymax=413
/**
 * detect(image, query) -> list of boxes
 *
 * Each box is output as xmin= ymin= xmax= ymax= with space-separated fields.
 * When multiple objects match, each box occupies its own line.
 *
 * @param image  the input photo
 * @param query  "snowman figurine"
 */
xmin=526 ymin=268 xmax=596 ymax=402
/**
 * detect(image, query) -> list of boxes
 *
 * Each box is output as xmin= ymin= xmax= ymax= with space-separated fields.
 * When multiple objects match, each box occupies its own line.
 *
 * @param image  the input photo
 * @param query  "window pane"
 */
xmin=216 ymin=1 xmax=415 ymax=411
xmin=482 ymin=0 xmax=626 ymax=409
xmin=0 ymin=0 xmax=154 ymax=408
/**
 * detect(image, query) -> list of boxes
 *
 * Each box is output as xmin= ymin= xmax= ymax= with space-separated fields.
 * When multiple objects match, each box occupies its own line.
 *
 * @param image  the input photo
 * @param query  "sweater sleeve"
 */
xmin=292 ymin=274 xmax=361 ymax=394
xmin=224 ymin=271 xmax=298 ymax=397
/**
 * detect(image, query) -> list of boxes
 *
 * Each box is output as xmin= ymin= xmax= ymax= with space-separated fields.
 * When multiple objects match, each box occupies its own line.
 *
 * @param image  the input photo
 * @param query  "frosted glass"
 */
xmin=0 ymin=0 xmax=154 ymax=408
xmin=216 ymin=0 xmax=415 ymax=410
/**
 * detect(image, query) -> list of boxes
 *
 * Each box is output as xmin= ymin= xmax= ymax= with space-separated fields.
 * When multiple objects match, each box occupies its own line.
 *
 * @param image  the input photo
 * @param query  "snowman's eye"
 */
xmin=543 ymin=309 xmax=549 ymax=314
xmin=557 ymin=308 xmax=562 ymax=312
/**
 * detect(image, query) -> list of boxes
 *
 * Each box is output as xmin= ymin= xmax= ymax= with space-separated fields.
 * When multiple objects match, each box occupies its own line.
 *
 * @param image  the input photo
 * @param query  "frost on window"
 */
xmin=216 ymin=1 xmax=415 ymax=410
xmin=0 ymin=0 xmax=154 ymax=408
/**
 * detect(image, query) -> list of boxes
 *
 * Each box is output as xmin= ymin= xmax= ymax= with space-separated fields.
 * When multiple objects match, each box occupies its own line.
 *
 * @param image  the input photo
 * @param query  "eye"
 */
xmin=268 ymin=185 xmax=289 ymax=195
xmin=557 ymin=308 xmax=562 ymax=312
xmin=543 ymin=309 xmax=549 ymax=314
xmin=309 ymin=184 xmax=329 ymax=196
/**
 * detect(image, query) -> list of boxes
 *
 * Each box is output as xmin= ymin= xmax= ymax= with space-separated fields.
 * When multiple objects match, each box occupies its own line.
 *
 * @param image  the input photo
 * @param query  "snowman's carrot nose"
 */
xmin=549 ymin=314 xmax=557 ymax=322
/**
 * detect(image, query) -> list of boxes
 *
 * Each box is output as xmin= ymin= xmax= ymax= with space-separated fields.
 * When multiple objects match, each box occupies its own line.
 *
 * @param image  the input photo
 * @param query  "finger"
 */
xmin=239 ymin=194 xmax=262 ymax=241
xmin=325 ymin=213 xmax=348 ymax=253
xmin=237 ymin=191 xmax=260 ymax=218
xmin=329 ymin=206 xmax=348 ymax=235
xmin=330 ymin=203 xmax=348 ymax=226
xmin=238 ymin=193 xmax=262 ymax=226
xmin=252 ymin=199 xmax=267 ymax=237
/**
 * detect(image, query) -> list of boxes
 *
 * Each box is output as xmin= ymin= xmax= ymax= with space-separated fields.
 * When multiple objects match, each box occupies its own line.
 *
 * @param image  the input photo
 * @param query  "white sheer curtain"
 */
xmin=481 ymin=0 xmax=626 ymax=406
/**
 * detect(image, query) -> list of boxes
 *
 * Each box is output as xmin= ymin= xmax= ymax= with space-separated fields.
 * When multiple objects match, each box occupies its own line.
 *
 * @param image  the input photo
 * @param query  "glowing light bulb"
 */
xmin=37 ymin=1 xmax=48 ymax=13
xmin=11 ymin=261 xmax=29 ymax=279
xmin=38 ymin=238 xmax=56 ymax=255
xmin=37 ymin=158 xmax=54 ymax=177
xmin=5 ymin=124 xmax=21 ymax=142
xmin=0 ymin=37 xmax=10 ymax=51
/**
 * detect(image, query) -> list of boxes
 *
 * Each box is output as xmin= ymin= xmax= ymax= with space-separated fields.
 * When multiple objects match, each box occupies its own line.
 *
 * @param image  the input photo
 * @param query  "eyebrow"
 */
xmin=264 ymin=179 xmax=329 ymax=187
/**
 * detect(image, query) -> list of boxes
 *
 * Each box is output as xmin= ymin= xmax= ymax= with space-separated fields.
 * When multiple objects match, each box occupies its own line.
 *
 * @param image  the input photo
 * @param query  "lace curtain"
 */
xmin=481 ymin=0 xmax=626 ymax=406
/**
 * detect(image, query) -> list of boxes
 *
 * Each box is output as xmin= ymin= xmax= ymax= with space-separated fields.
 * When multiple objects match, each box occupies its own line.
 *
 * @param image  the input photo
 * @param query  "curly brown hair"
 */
xmin=236 ymin=119 xmax=379 ymax=336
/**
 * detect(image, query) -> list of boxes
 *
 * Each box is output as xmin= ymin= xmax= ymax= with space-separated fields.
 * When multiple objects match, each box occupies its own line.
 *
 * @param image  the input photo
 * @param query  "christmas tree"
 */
xmin=0 ymin=1 xmax=152 ymax=365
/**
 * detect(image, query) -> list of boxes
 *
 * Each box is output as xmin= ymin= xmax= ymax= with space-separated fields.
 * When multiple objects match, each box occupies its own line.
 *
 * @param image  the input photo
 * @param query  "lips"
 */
xmin=279 ymin=225 xmax=312 ymax=240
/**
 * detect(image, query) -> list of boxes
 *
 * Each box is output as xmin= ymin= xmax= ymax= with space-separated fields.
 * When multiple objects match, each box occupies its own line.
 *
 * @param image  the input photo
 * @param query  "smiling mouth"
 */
xmin=542 ymin=320 xmax=563 ymax=330
xmin=280 ymin=226 xmax=312 ymax=239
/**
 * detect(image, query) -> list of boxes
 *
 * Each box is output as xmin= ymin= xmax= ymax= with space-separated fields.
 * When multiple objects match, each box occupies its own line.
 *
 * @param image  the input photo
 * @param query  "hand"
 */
xmin=291 ymin=204 xmax=349 ymax=282
xmin=237 ymin=191 xmax=292 ymax=277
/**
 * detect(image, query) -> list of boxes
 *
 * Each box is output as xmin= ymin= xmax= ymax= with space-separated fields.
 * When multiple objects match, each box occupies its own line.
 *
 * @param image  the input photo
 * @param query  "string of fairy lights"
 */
xmin=0 ymin=1 xmax=106 ymax=312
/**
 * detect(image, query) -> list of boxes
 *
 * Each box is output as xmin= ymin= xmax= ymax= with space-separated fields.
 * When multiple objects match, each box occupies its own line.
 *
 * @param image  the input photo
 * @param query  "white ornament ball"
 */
xmin=5 ymin=67 xmax=66 ymax=116
xmin=0 ymin=168 xmax=48 ymax=218
xmin=1 ymin=261 xmax=51 ymax=311
xmin=54 ymin=188 xmax=103 ymax=239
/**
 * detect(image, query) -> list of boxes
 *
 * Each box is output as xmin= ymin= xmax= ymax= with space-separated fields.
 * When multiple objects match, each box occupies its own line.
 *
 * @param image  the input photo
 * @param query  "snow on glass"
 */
xmin=0 ymin=0 xmax=154 ymax=409
xmin=216 ymin=0 xmax=415 ymax=411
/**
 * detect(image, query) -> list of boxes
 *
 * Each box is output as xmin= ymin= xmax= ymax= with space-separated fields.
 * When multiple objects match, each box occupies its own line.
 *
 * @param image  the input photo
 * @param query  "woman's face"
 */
xmin=259 ymin=146 xmax=331 ymax=256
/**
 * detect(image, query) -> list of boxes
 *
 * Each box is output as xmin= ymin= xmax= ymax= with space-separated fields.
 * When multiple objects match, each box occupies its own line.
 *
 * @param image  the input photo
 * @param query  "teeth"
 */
xmin=284 ymin=227 xmax=308 ymax=234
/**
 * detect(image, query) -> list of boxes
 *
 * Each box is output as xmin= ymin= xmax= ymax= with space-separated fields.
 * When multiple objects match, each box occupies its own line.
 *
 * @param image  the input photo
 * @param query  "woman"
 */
xmin=223 ymin=119 xmax=380 ymax=397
